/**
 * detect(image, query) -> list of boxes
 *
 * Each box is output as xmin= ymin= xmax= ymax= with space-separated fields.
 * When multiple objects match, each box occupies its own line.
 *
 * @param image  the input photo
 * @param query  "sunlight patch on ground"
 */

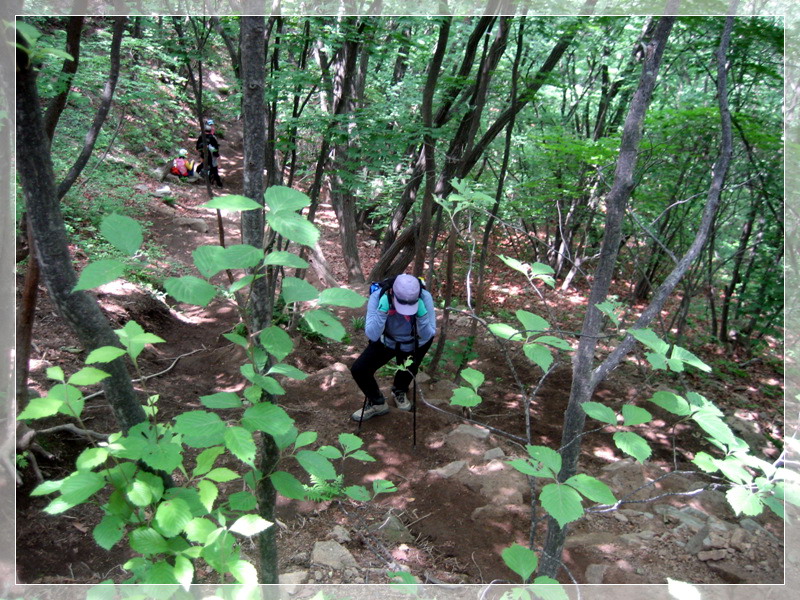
xmin=592 ymin=445 xmax=617 ymax=462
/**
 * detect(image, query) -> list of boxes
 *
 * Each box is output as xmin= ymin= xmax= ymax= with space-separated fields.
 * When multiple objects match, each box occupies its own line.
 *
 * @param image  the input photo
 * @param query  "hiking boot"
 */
xmin=392 ymin=387 xmax=412 ymax=411
xmin=350 ymin=398 xmax=389 ymax=422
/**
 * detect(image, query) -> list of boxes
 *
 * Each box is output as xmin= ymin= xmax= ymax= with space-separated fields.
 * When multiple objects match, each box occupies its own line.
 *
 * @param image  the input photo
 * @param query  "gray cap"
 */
xmin=392 ymin=274 xmax=421 ymax=315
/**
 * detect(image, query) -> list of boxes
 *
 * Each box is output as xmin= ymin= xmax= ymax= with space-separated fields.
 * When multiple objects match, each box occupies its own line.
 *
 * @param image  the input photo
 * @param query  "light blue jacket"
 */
xmin=364 ymin=288 xmax=436 ymax=352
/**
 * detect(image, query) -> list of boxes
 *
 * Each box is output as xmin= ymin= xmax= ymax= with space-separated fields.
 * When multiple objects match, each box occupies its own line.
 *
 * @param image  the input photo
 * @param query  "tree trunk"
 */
xmin=42 ymin=16 xmax=84 ymax=144
xmin=16 ymin=33 xmax=146 ymax=433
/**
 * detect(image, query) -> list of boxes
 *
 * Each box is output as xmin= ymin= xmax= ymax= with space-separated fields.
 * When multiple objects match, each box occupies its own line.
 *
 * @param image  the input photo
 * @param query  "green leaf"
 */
xmin=762 ymin=495 xmax=785 ymax=518
xmin=228 ymin=491 xmax=258 ymax=512
xmin=726 ymin=487 xmax=764 ymax=516
xmin=46 ymin=366 xmax=65 ymax=381
xmin=450 ymin=386 xmax=482 ymax=408
xmin=85 ymin=346 xmax=126 ymax=364
xmin=540 ymin=483 xmax=585 ymax=528
xmin=242 ymin=401 xmax=294 ymax=437
xmin=302 ymin=309 xmax=346 ymax=342
xmin=613 ymin=431 xmax=652 ymax=463
xmin=317 ymin=287 xmax=367 ymax=308
xmin=192 ymin=245 xmax=225 ymax=278
xmin=155 ymin=498 xmax=193 ymax=538
xmin=115 ymin=321 xmax=165 ymax=360
xmin=197 ymin=480 xmax=218 ymax=512
xmin=264 ymin=250 xmax=309 ymax=268
xmin=199 ymin=391 xmax=242 ymax=409
xmin=229 ymin=274 xmax=261 ymax=293
xmin=501 ymin=543 xmax=538 ymax=582
xmin=31 ymin=479 xmax=63 ymax=496
xmin=595 ymin=301 xmax=621 ymax=327
xmin=270 ymin=470 xmax=307 ymax=500
xmin=268 ymin=363 xmax=308 ymax=380
xmin=581 ymin=401 xmax=617 ymax=425
xmin=515 ymin=310 xmax=550 ymax=335
xmin=192 ymin=446 xmax=225 ymax=478
xmin=268 ymin=212 xmax=320 ymax=247
xmin=348 ymin=450 xmax=376 ymax=462
xmin=532 ymin=336 xmax=571 ymax=351
xmin=317 ymin=445 xmax=343 ymax=459
xmin=645 ymin=352 xmax=669 ymax=370
xmin=713 ymin=457 xmax=753 ymax=485
xmin=93 ymin=515 xmax=125 ymax=551
xmin=372 ymin=479 xmax=397 ymax=495
xmin=68 ymin=367 xmax=110 ymax=386
xmin=75 ymin=447 xmax=108 ymax=471
xmin=264 ymin=185 xmax=311 ymax=213
xmin=670 ymin=345 xmax=712 ymax=372
xmin=296 ymin=449 xmax=337 ymax=481
xmin=260 ymin=326 xmax=294 ymax=362
xmin=338 ymin=432 xmax=364 ymax=454
xmin=164 ymin=276 xmax=217 ymax=307
xmin=564 ymin=473 xmax=617 ymax=504
xmin=240 ymin=364 xmax=286 ymax=395
xmin=173 ymin=555 xmax=194 ymax=589
xmin=18 ymin=396 xmax=63 ymax=420
xmin=648 ymin=391 xmax=692 ymax=416
xmin=224 ymin=426 xmax=256 ymax=467
xmin=229 ymin=560 xmax=259 ymax=584
xmin=101 ymin=213 xmax=143 ymax=256
xmin=629 ymin=328 xmax=669 ymax=354
xmin=130 ymin=527 xmax=169 ymax=555
xmin=526 ymin=445 xmax=562 ymax=475
xmin=692 ymin=451 xmax=719 ymax=473
xmin=205 ymin=468 xmax=240 ymax=483
xmin=295 ymin=431 xmax=318 ymax=449
xmin=220 ymin=244 xmax=264 ymax=270
xmin=201 ymin=194 xmax=262 ymax=211
xmin=691 ymin=410 xmax=736 ymax=448
xmin=281 ymin=276 xmax=320 ymax=303
xmin=621 ymin=404 xmax=652 ymax=426
xmin=488 ymin=323 xmax=524 ymax=341
xmin=530 ymin=576 xmax=569 ymax=600
xmin=509 ymin=458 xmax=554 ymax=478
xmin=73 ymin=259 xmax=126 ymax=291
xmin=344 ymin=485 xmax=371 ymax=502
xmin=51 ymin=383 xmax=85 ymax=417
xmin=229 ymin=514 xmax=272 ymax=537
xmin=523 ymin=342 xmax=554 ymax=371
xmin=459 ymin=367 xmax=484 ymax=391
xmin=60 ymin=470 xmax=105 ymax=504
xmin=173 ymin=411 xmax=226 ymax=448
xmin=499 ymin=254 xmax=529 ymax=276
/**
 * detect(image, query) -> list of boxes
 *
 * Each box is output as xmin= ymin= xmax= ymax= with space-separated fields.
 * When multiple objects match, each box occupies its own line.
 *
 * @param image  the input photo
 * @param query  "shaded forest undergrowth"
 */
xmin=16 ymin=124 xmax=785 ymax=586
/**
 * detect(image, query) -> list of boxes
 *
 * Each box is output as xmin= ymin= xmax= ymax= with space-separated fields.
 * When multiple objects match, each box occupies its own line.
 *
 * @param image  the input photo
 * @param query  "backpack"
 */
xmin=369 ymin=275 xmax=425 ymax=303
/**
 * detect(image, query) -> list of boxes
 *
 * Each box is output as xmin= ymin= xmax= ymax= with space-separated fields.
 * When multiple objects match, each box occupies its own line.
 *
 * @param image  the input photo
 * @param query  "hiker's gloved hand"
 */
xmin=416 ymin=300 xmax=427 ymax=317
xmin=378 ymin=294 xmax=390 ymax=313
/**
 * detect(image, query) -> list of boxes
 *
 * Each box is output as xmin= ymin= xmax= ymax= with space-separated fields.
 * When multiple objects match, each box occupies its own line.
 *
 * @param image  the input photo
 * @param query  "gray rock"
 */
xmin=175 ymin=217 xmax=209 ymax=233
xmin=685 ymin=525 xmax=710 ymax=555
xmin=154 ymin=185 xmax=172 ymax=197
xmin=697 ymin=549 xmax=727 ymax=561
xmin=483 ymin=447 xmax=505 ymax=461
xmin=311 ymin=540 xmax=358 ymax=569
xmin=613 ymin=512 xmax=629 ymax=523
xmin=415 ymin=372 xmax=431 ymax=384
xmin=424 ymin=379 xmax=458 ymax=406
xmin=449 ymin=424 xmax=490 ymax=439
xmin=278 ymin=571 xmax=308 ymax=595
xmin=368 ymin=512 xmax=414 ymax=544
xmin=653 ymin=504 xmax=707 ymax=532
xmin=585 ymin=564 xmax=608 ymax=584
xmin=729 ymin=526 xmax=751 ymax=550
xmin=331 ymin=525 xmax=351 ymax=543
xmin=707 ymin=561 xmax=750 ymax=583
xmin=429 ymin=460 xmax=466 ymax=479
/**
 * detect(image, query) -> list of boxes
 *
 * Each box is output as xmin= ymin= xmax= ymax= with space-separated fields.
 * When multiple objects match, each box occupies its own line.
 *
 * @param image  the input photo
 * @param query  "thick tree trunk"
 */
xmin=16 ymin=35 xmax=146 ymax=433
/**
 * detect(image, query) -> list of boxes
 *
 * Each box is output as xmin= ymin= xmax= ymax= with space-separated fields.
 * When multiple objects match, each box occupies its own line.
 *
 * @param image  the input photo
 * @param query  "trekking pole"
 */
xmin=357 ymin=395 xmax=368 ymax=433
xmin=412 ymin=319 xmax=418 ymax=448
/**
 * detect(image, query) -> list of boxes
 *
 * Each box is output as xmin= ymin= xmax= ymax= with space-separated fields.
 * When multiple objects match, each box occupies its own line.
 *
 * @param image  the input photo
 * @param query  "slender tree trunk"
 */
xmin=42 ymin=16 xmax=84 ymax=144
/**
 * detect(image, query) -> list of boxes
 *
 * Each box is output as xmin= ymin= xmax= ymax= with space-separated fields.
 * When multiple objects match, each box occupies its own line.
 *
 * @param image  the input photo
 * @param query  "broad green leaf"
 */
xmin=201 ymin=194 xmax=261 ymax=211
xmin=73 ymin=259 xmax=126 ymax=291
xmin=344 ymin=485 xmax=371 ymax=502
xmin=629 ymin=328 xmax=669 ymax=354
xmin=229 ymin=560 xmax=259 ymax=584
xmin=268 ymin=212 xmax=320 ymax=247
xmin=317 ymin=445 xmax=343 ymax=459
xmin=526 ymin=445 xmax=562 ymax=475
xmin=509 ymin=458 xmax=554 ymax=478
xmin=155 ymin=498 xmax=193 ymax=538
xmin=192 ymin=446 xmax=225 ymax=478
xmin=692 ymin=410 xmax=736 ymax=448
xmin=228 ymin=491 xmax=258 ymax=512
xmin=163 ymin=487 xmax=206 ymax=518
xmin=229 ymin=514 xmax=272 ymax=537
xmin=581 ymin=401 xmax=617 ymax=425
xmin=205 ymin=468 xmax=240 ymax=483
xmin=523 ymin=342 xmax=554 ymax=371
xmin=220 ymin=244 xmax=264 ymax=270
xmin=295 ymin=431 xmax=318 ymax=449
xmin=338 ymin=432 xmax=364 ymax=454
xmin=173 ymin=555 xmax=194 ymax=589
xmin=713 ymin=457 xmax=753 ymax=485
xmin=264 ymin=185 xmax=311 ymax=213
xmin=224 ymin=426 xmax=256 ymax=467
xmin=199 ymin=391 xmax=242 ymax=409
xmin=317 ymin=287 xmax=366 ymax=308
xmin=501 ymin=543 xmax=538 ymax=582
xmin=192 ymin=245 xmax=225 ymax=278
xmin=302 ymin=309 xmax=346 ymax=342
xmin=270 ymin=470 xmax=307 ymax=500
xmin=450 ymin=386 xmax=481 ymax=408
xmin=52 ymin=383 xmax=85 ymax=417
xmin=60 ymin=470 xmax=105 ymax=504
xmin=197 ymin=479 xmax=218 ymax=512
xmin=595 ymin=301 xmax=621 ymax=327
xmin=46 ymin=366 xmax=65 ymax=381
xmin=648 ymin=391 xmax=692 ymax=416
xmin=130 ymin=527 xmax=169 ymax=555
xmin=488 ymin=323 xmax=524 ymax=341
xmin=532 ymin=336 xmax=571 ymax=351
xmin=564 ymin=473 xmax=617 ymax=504
xmin=540 ymin=483 xmax=585 ymax=527
xmin=260 ymin=325 xmax=294 ymax=361
xmin=93 ymin=514 xmax=125 ymax=550
xmin=515 ymin=310 xmax=549 ymax=335
xmin=173 ymin=411 xmax=226 ymax=448
xmin=372 ymin=479 xmax=397 ymax=495
xmin=296 ymin=449 xmax=336 ymax=481
xmin=18 ymin=396 xmax=63 ymax=420
xmin=670 ymin=345 xmax=712 ymax=372
xmin=101 ymin=213 xmax=143 ymax=256
xmin=646 ymin=352 xmax=669 ymax=370
xmin=114 ymin=320 xmax=165 ymax=360
xmin=281 ymin=276 xmax=319 ymax=303
xmin=762 ymin=495 xmax=785 ymax=518
xmin=223 ymin=332 xmax=249 ymax=349
xmin=530 ymin=576 xmax=569 ymax=600
xmin=268 ymin=363 xmax=308 ymax=380
xmin=621 ymin=404 xmax=652 ymax=426
xmin=164 ymin=276 xmax=217 ymax=307
xmin=613 ymin=431 xmax=652 ymax=463
xmin=75 ymin=447 xmax=108 ymax=471
xmin=240 ymin=364 xmax=286 ymax=395
xmin=264 ymin=250 xmax=309 ymax=268
xmin=229 ymin=274 xmax=261 ymax=293
xmin=726 ymin=486 xmax=764 ymax=516
xmin=460 ymin=367 xmax=484 ymax=391
xmin=127 ymin=478 xmax=153 ymax=507
xmin=498 ymin=254 xmax=529 ymax=276
xmin=274 ymin=424 xmax=299 ymax=450
xmin=349 ymin=450 xmax=376 ymax=462
xmin=31 ymin=479 xmax=63 ymax=496
xmin=242 ymin=401 xmax=294 ymax=437
xmin=85 ymin=346 xmax=126 ymax=364
xmin=68 ymin=367 xmax=110 ymax=386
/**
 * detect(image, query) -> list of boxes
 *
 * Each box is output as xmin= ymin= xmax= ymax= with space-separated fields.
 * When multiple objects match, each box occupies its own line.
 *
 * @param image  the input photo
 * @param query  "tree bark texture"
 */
xmin=16 ymin=36 xmax=146 ymax=433
xmin=42 ymin=16 xmax=84 ymax=144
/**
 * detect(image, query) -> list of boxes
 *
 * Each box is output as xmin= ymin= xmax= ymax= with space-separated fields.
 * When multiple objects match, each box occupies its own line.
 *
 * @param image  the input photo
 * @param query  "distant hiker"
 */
xmin=195 ymin=124 xmax=223 ymax=187
xmin=205 ymin=118 xmax=216 ymax=135
xmin=170 ymin=148 xmax=196 ymax=177
xmin=350 ymin=274 xmax=436 ymax=422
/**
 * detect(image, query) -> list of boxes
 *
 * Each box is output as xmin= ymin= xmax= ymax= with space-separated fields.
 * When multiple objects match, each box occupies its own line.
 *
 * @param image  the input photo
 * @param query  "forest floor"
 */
xmin=15 ymin=121 xmax=787 ymax=587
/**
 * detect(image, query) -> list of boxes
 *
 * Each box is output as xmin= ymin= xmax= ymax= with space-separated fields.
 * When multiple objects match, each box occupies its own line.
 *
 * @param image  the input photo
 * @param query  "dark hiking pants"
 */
xmin=350 ymin=338 xmax=433 ymax=403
